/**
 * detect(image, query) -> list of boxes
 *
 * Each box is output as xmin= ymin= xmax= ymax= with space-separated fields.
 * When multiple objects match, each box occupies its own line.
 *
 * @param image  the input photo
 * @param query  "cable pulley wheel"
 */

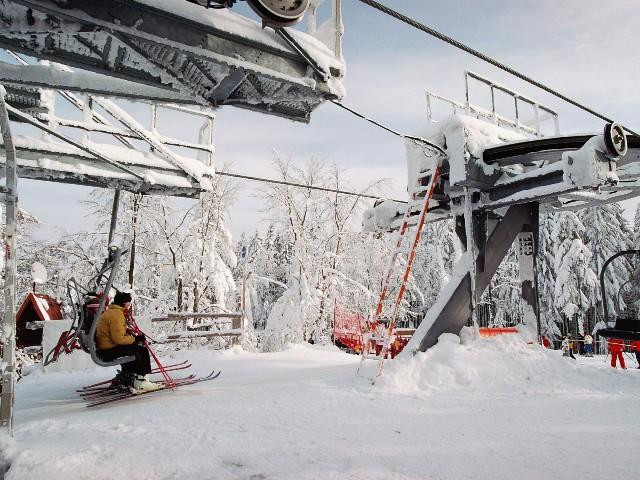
xmin=246 ymin=0 xmax=309 ymax=27
xmin=604 ymin=122 xmax=628 ymax=157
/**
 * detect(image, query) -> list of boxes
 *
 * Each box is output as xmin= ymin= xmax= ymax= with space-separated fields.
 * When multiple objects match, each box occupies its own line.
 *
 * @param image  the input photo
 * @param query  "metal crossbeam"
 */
xmin=0 ymin=0 xmax=344 ymax=122
xmin=0 ymin=62 xmax=195 ymax=104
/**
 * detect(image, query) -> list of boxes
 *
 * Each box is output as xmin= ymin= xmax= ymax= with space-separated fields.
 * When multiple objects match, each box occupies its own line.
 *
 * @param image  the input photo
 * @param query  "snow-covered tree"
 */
xmin=537 ymin=212 xmax=562 ymax=340
xmin=553 ymin=212 xmax=598 ymax=336
xmin=257 ymin=155 xmax=390 ymax=350
xmin=578 ymin=204 xmax=632 ymax=321
xmin=633 ymin=203 xmax=640 ymax=249
xmin=484 ymin=246 xmax=522 ymax=327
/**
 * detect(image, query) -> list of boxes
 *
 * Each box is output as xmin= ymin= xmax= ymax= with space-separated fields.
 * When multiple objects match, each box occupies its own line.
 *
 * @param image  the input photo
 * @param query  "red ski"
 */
xmin=77 ymin=360 xmax=192 ymax=392
xmin=85 ymin=370 xmax=222 ymax=408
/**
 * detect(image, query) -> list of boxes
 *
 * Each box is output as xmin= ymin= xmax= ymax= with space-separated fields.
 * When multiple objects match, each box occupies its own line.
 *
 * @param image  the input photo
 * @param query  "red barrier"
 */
xmin=333 ymin=302 xmax=413 ymax=358
xmin=479 ymin=327 xmax=519 ymax=337
xmin=333 ymin=302 xmax=365 ymax=353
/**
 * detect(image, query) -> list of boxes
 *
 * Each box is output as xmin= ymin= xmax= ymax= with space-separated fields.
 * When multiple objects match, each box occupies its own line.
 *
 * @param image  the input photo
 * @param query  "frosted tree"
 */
xmin=634 ymin=203 xmax=640 ymax=249
xmin=578 ymin=204 xmax=632 ymax=322
xmin=258 ymin=155 xmax=389 ymax=350
xmin=537 ymin=212 xmax=562 ymax=340
xmin=553 ymin=212 xmax=598 ymax=336
xmin=258 ymin=156 xmax=327 ymax=351
xmin=237 ymin=227 xmax=292 ymax=330
xmin=484 ymin=246 xmax=521 ymax=327
xmin=409 ymin=219 xmax=456 ymax=323
xmin=185 ymin=187 xmax=238 ymax=313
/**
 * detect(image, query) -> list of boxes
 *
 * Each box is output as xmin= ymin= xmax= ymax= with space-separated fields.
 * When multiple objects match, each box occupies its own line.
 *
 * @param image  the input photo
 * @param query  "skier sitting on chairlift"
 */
xmin=95 ymin=290 xmax=163 ymax=394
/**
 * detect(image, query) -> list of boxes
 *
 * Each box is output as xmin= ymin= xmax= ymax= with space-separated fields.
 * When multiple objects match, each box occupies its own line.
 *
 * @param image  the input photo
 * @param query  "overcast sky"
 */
xmin=12 ymin=0 xmax=640 ymax=241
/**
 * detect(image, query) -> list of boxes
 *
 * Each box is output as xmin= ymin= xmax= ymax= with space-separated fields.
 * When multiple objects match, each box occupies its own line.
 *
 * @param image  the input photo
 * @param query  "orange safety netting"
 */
xmin=478 ymin=327 xmax=519 ymax=337
xmin=333 ymin=302 xmax=365 ymax=352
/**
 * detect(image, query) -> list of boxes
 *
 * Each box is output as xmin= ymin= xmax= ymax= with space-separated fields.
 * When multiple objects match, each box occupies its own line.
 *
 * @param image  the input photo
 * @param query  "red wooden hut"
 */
xmin=15 ymin=293 xmax=64 ymax=350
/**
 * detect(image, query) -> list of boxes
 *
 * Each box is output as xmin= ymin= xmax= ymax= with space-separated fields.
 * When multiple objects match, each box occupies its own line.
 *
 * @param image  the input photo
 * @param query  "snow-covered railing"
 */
xmin=151 ymin=312 xmax=244 ymax=345
xmin=0 ymin=53 xmax=217 ymax=197
xmin=425 ymin=71 xmax=560 ymax=138
xmin=464 ymin=71 xmax=559 ymax=137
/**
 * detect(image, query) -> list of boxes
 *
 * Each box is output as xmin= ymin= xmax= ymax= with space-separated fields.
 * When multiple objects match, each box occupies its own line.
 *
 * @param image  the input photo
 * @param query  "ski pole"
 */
xmin=129 ymin=315 xmax=176 ymax=388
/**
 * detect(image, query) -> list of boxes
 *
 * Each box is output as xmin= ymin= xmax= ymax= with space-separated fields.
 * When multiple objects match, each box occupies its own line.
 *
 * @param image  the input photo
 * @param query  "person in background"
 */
xmin=561 ymin=336 xmax=576 ymax=359
xmin=607 ymin=337 xmax=626 ymax=369
xmin=95 ymin=290 xmax=163 ymax=393
xmin=541 ymin=336 xmax=551 ymax=349
xmin=583 ymin=333 xmax=594 ymax=357
xmin=631 ymin=340 xmax=640 ymax=369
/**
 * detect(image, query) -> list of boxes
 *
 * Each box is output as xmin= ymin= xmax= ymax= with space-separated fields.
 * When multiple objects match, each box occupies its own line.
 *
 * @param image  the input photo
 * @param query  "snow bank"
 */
xmin=42 ymin=320 xmax=94 ymax=372
xmin=379 ymin=331 xmax=626 ymax=397
xmin=7 ymin=341 xmax=640 ymax=480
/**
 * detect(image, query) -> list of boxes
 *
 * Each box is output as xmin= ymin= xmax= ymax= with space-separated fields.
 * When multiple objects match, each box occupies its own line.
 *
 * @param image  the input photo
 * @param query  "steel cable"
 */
xmin=354 ymin=0 xmax=638 ymax=136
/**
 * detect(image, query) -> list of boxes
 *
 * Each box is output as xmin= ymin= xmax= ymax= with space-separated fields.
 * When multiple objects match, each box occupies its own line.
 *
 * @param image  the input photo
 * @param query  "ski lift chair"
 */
xmin=44 ymin=246 xmax=135 ymax=366
xmin=597 ymin=250 xmax=640 ymax=341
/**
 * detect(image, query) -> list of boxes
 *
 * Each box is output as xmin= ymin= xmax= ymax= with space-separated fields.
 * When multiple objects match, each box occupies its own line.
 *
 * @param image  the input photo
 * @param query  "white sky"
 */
xmin=11 ymin=0 xmax=640 ymax=240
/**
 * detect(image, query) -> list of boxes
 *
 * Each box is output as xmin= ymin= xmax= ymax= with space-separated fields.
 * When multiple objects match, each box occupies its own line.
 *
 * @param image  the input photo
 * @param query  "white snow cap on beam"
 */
xmin=430 ymin=115 xmax=526 ymax=185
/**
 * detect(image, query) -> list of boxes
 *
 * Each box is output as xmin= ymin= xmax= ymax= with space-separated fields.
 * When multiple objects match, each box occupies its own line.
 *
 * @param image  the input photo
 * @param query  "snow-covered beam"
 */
xmin=0 ymin=136 xmax=215 ymax=197
xmin=0 ymin=0 xmax=345 ymax=122
xmin=0 ymin=62 xmax=194 ymax=104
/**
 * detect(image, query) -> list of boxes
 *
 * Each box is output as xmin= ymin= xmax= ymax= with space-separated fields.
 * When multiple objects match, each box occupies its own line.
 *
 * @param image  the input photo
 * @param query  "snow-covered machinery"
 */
xmin=363 ymin=72 xmax=640 ymax=355
xmin=596 ymin=250 xmax=640 ymax=341
xmin=0 ymin=0 xmax=345 ymax=123
xmin=188 ymin=0 xmax=311 ymax=27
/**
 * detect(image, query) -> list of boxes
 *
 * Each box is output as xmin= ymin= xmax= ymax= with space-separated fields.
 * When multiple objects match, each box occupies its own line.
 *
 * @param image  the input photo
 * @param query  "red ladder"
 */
xmin=358 ymin=155 xmax=444 ymax=382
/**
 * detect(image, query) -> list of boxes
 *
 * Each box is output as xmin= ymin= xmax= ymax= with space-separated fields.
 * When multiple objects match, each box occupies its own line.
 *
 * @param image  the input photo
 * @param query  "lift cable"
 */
xmin=217 ymin=170 xmax=408 ymax=204
xmin=330 ymin=100 xmax=448 ymax=156
xmin=354 ymin=0 xmax=638 ymax=137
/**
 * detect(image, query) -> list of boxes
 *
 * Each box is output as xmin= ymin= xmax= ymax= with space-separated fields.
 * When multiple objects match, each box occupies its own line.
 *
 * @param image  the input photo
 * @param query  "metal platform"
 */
xmin=0 ymin=0 xmax=345 ymax=122
xmin=372 ymin=127 xmax=640 ymax=232
xmin=367 ymin=94 xmax=640 ymax=353
xmin=0 ymin=71 xmax=217 ymax=197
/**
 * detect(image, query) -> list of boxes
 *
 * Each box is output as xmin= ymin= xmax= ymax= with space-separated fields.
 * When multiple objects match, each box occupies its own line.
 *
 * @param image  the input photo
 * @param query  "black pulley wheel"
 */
xmin=247 ymin=0 xmax=309 ymax=27
xmin=604 ymin=122 xmax=628 ymax=157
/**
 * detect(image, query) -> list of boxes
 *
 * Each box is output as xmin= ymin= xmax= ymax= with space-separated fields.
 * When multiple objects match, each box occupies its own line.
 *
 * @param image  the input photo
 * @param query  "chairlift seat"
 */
xmin=597 ymin=317 xmax=640 ymax=341
xmin=56 ymin=246 xmax=136 ymax=367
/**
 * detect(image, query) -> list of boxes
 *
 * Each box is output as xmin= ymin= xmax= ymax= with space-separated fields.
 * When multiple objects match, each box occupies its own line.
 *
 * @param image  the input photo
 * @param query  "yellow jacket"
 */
xmin=95 ymin=304 xmax=135 ymax=350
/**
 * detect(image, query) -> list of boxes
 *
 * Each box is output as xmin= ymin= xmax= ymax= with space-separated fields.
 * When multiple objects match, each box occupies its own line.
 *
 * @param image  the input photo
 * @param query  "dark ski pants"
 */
xmin=636 ymin=351 xmax=640 ymax=368
xmin=98 ymin=344 xmax=152 ymax=375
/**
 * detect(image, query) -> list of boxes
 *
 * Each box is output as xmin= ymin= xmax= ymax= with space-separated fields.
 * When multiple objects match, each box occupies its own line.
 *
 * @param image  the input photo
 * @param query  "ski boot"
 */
xmin=129 ymin=374 xmax=164 ymax=394
xmin=116 ymin=371 xmax=135 ymax=392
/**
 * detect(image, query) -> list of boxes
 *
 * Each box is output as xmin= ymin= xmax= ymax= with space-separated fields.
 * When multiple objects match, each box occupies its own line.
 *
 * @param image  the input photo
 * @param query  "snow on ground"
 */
xmin=2 ymin=334 xmax=640 ymax=480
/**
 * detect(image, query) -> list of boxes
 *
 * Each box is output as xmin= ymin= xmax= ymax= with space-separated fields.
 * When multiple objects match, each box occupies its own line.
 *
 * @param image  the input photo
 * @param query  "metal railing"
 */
xmin=5 ymin=51 xmax=215 ymax=170
xmin=426 ymin=71 xmax=560 ymax=138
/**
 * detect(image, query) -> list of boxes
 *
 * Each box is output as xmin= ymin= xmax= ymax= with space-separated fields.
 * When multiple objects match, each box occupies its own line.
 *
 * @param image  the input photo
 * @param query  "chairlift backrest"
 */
xmin=44 ymin=247 xmax=135 ymax=367
xmin=72 ymin=247 xmax=135 ymax=367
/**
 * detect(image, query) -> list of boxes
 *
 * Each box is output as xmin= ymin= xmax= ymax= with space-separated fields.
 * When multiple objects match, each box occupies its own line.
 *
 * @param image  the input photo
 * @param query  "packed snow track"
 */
xmin=2 ymin=336 xmax=639 ymax=480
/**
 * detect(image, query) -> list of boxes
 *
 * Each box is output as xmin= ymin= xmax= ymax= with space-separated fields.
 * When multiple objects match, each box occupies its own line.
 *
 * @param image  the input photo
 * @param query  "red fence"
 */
xmin=333 ymin=302 xmax=365 ymax=353
xmin=333 ymin=302 xmax=414 ymax=358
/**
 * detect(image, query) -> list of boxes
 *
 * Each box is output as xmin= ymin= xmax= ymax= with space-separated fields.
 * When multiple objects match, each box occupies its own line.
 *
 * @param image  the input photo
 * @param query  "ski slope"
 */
xmin=2 ymin=335 xmax=639 ymax=480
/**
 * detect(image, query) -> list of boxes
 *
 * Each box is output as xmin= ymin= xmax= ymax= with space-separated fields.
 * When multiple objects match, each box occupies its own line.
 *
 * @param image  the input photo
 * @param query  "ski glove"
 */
xmin=135 ymin=334 xmax=146 ymax=344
